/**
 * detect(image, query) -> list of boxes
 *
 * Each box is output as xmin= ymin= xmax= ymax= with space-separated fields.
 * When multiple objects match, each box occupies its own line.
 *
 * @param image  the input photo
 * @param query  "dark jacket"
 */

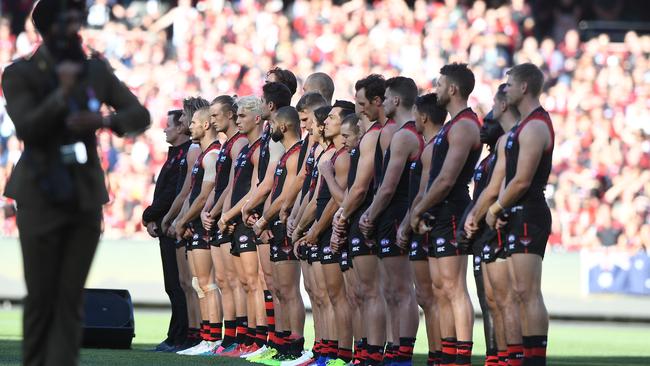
xmin=2 ymin=46 xmax=150 ymax=211
xmin=142 ymin=140 xmax=191 ymax=225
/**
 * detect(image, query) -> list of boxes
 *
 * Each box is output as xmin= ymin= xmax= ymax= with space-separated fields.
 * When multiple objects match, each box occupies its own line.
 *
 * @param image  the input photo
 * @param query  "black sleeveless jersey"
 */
xmin=270 ymin=140 xmax=303 ymax=202
xmin=174 ymin=140 xmax=193 ymax=195
xmin=257 ymin=122 xmax=272 ymax=185
xmin=315 ymin=146 xmax=347 ymax=220
xmin=374 ymin=119 xmax=396 ymax=190
xmin=427 ymin=108 xmax=482 ymax=202
xmin=188 ymin=140 xmax=221 ymax=205
xmin=381 ymin=121 xmax=423 ymax=205
xmin=214 ymin=133 xmax=246 ymax=201
xmin=230 ymin=138 xmax=263 ymax=207
xmin=505 ymin=106 xmax=554 ymax=204
xmin=472 ymin=149 xmax=497 ymax=201
xmin=409 ymin=139 xmax=434 ymax=205
xmin=348 ymin=122 xmax=381 ymax=190
xmin=300 ymin=141 xmax=319 ymax=203
xmin=308 ymin=143 xmax=334 ymax=202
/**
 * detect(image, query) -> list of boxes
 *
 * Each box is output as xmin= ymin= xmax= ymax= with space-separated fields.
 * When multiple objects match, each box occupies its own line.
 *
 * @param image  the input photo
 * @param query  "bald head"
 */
xmin=304 ymin=73 xmax=335 ymax=104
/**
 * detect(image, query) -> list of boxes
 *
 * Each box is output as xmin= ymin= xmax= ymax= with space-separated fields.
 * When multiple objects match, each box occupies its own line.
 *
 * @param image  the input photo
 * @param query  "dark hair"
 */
xmin=274 ymin=106 xmax=301 ymax=136
xmin=296 ymin=92 xmax=328 ymax=113
xmin=305 ymin=73 xmax=335 ymax=103
xmin=211 ymin=95 xmax=238 ymax=117
xmin=354 ymin=74 xmax=386 ymax=102
xmin=495 ymin=83 xmax=507 ymax=101
xmin=314 ymin=106 xmax=333 ymax=127
xmin=183 ymin=97 xmax=210 ymax=122
xmin=267 ymin=67 xmax=298 ymax=96
xmin=415 ymin=93 xmax=447 ymax=125
xmin=332 ymin=100 xmax=356 ymax=118
xmin=507 ymin=63 xmax=545 ymax=97
xmin=440 ymin=63 xmax=475 ymax=99
xmin=341 ymin=114 xmax=361 ymax=136
xmin=168 ymin=109 xmax=183 ymax=126
xmin=262 ymin=82 xmax=292 ymax=110
xmin=385 ymin=76 xmax=418 ymax=109
xmin=32 ymin=0 xmax=85 ymax=35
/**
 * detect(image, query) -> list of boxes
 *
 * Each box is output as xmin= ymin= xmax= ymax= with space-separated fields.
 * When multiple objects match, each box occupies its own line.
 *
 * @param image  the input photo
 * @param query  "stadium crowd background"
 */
xmin=0 ymin=0 xmax=648 ymax=256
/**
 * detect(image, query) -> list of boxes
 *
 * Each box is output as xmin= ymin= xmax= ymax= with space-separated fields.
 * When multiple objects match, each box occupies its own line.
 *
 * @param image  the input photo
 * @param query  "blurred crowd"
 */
xmin=0 ymin=0 xmax=648 ymax=254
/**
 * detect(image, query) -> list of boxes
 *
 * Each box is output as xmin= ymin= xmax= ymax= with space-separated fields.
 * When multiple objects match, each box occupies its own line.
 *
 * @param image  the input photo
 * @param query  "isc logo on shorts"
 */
xmin=240 ymin=243 xmax=249 ymax=249
xmin=324 ymin=254 xmax=332 ymax=260
xmin=410 ymin=250 xmax=417 ymax=256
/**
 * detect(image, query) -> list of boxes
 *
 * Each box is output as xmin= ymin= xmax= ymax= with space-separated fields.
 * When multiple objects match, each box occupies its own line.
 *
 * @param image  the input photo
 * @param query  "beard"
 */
xmin=271 ymin=129 xmax=284 ymax=142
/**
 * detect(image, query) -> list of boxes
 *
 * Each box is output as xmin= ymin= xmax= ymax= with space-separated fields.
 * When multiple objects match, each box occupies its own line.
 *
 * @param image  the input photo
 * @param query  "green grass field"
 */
xmin=1 ymin=309 xmax=650 ymax=365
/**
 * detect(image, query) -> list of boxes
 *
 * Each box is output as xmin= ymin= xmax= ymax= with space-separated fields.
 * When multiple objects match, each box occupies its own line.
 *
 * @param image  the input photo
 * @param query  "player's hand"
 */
xmin=260 ymin=229 xmax=272 ymax=244
xmin=201 ymin=211 xmax=214 ymax=231
xmin=464 ymin=211 xmax=479 ymax=239
xmin=174 ymin=220 xmax=186 ymax=239
xmin=495 ymin=217 xmax=508 ymax=230
xmin=413 ymin=212 xmax=434 ymax=235
xmin=358 ymin=210 xmax=375 ymax=239
xmin=396 ymin=222 xmax=410 ymax=250
xmin=253 ymin=217 xmax=267 ymax=236
xmin=293 ymin=237 xmax=302 ymax=260
xmin=146 ymin=222 xmax=159 ymax=238
xmin=486 ymin=210 xmax=497 ymax=229
xmin=286 ymin=217 xmax=295 ymax=238
xmin=302 ymin=227 xmax=318 ymax=247
xmin=182 ymin=228 xmax=193 ymax=240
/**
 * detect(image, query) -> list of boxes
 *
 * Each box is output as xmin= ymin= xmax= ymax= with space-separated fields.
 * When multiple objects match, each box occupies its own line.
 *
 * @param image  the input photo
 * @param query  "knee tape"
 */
xmin=204 ymin=283 xmax=219 ymax=293
xmin=192 ymin=277 xmax=205 ymax=298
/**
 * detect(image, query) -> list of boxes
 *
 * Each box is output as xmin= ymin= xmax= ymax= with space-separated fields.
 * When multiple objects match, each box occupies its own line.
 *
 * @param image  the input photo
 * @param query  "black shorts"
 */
xmin=270 ymin=220 xmax=298 ymax=262
xmin=503 ymin=202 xmax=551 ymax=258
xmin=409 ymin=233 xmax=429 ymax=261
xmin=307 ymin=245 xmax=320 ymax=264
xmin=231 ymin=221 xmax=258 ymax=256
xmin=349 ymin=208 xmax=377 ymax=258
xmin=427 ymin=199 xmax=471 ymax=258
xmin=188 ymin=219 xmax=212 ymax=250
xmin=319 ymin=228 xmax=340 ymax=265
xmin=376 ymin=202 xmax=409 ymax=259
xmin=175 ymin=238 xmax=186 ymax=250
xmin=210 ymin=224 xmax=233 ymax=247
xmin=474 ymin=227 xmax=507 ymax=264
xmin=339 ymin=248 xmax=352 ymax=272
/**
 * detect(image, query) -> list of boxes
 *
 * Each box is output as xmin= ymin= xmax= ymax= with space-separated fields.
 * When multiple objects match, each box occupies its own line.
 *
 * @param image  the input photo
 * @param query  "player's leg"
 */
xmin=176 ymin=245 xmax=200 ymax=348
xmin=211 ymin=244 xmax=237 ymax=350
xmin=483 ymin=261 xmax=507 ymax=366
xmin=194 ymin=248 xmax=222 ymax=349
xmin=353 ymin=254 xmax=386 ymax=365
xmin=413 ymin=259 xmax=438 ymax=362
xmin=383 ymin=255 xmax=418 ymax=363
xmin=275 ymin=260 xmax=305 ymax=358
xmin=323 ymin=262 xmax=353 ymax=363
xmin=429 ymin=255 xmax=455 ymax=366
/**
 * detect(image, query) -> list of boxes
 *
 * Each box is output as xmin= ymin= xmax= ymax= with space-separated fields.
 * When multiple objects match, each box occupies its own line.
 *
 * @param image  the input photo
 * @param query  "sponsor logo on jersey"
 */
xmin=275 ymin=167 xmax=283 ymax=176
xmin=474 ymin=171 xmax=482 ymax=182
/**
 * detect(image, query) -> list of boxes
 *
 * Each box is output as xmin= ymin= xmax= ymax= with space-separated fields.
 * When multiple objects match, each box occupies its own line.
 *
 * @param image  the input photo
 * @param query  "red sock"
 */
xmin=200 ymin=320 xmax=210 ymax=341
xmin=338 ymin=347 xmax=353 ymax=362
xmin=455 ymin=340 xmax=473 ymax=365
xmin=507 ymin=344 xmax=524 ymax=366
xmin=441 ymin=338 xmax=457 ymax=365
xmin=498 ymin=350 xmax=509 ymax=366
xmin=398 ymin=337 xmax=416 ymax=361
xmin=209 ymin=322 xmax=222 ymax=341
xmin=485 ymin=354 xmax=499 ymax=366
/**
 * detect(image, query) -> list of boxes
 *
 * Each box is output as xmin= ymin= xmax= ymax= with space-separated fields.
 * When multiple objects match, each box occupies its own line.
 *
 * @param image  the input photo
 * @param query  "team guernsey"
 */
xmin=269 ymin=140 xmax=303 ymax=262
xmin=188 ymin=140 xmax=221 ymax=250
xmin=172 ymin=140 xmax=193 ymax=249
xmin=503 ymin=106 xmax=554 ymax=258
xmin=306 ymin=144 xmax=332 ymax=264
xmin=348 ymin=121 xmax=382 ymax=258
xmin=315 ymin=146 xmax=347 ymax=265
xmin=471 ymin=149 xmax=505 ymax=265
xmin=376 ymin=121 xmax=424 ymax=258
xmin=212 ymin=132 xmax=247 ymax=246
xmin=229 ymin=137 xmax=263 ymax=256
xmin=408 ymin=139 xmax=434 ymax=262
xmin=426 ymin=108 xmax=482 ymax=258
